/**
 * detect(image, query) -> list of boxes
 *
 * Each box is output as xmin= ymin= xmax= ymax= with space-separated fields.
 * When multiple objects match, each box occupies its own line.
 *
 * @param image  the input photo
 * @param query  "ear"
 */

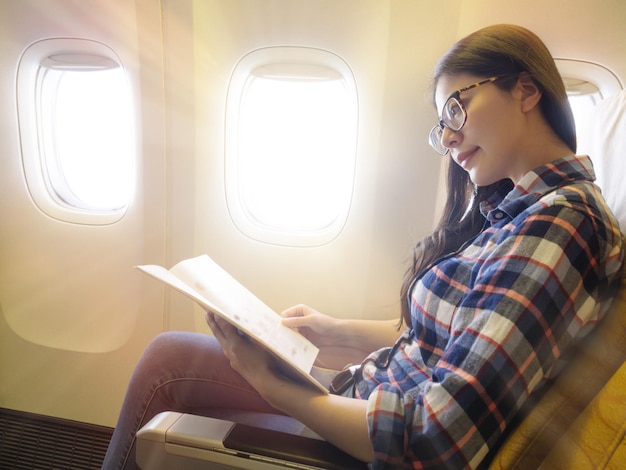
xmin=516 ymin=72 xmax=542 ymax=113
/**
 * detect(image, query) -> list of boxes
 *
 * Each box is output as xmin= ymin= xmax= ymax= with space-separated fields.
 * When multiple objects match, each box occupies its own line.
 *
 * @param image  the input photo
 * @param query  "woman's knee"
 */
xmin=137 ymin=331 xmax=222 ymax=374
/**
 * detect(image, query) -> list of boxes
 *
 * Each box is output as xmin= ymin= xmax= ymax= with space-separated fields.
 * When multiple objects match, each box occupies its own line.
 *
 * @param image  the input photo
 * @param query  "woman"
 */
xmin=103 ymin=24 xmax=624 ymax=469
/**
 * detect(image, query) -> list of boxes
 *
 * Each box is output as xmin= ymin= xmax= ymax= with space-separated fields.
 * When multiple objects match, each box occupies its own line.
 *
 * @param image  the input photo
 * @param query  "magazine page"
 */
xmin=136 ymin=255 xmax=326 ymax=393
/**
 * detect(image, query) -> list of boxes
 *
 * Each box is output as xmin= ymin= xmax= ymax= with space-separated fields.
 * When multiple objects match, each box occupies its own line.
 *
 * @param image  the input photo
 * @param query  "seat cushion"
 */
xmin=538 ymin=359 xmax=626 ymax=469
xmin=488 ymin=262 xmax=626 ymax=469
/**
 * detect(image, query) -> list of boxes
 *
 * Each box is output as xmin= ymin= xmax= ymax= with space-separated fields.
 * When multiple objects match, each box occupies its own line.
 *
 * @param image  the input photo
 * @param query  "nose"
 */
xmin=440 ymin=125 xmax=461 ymax=151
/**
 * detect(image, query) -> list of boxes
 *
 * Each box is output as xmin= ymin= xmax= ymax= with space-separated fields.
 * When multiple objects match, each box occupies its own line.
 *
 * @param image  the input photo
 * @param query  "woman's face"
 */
xmin=434 ymin=73 xmax=526 ymax=186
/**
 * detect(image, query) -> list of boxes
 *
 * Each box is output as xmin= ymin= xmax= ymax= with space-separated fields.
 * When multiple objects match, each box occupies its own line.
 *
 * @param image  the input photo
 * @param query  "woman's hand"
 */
xmin=282 ymin=305 xmax=403 ymax=370
xmin=206 ymin=310 xmax=374 ymax=463
xmin=205 ymin=311 xmax=285 ymax=393
xmin=281 ymin=305 xmax=370 ymax=369
xmin=280 ymin=304 xmax=343 ymax=347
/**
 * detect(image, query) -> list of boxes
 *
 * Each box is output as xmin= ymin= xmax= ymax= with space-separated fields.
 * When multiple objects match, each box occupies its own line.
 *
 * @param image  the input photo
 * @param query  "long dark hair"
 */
xmin=400 ymin=24 xmax=577 ymax=327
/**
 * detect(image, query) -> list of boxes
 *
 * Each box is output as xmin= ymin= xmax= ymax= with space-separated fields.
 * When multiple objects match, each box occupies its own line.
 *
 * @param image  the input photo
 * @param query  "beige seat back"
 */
xmin=488 ymin=90 xmax=626 ymax=469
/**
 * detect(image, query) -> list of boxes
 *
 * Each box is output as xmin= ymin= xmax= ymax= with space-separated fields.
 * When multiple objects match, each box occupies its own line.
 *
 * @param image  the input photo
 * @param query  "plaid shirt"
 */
xmin=354 ymin=155 xmax=624 ymax=469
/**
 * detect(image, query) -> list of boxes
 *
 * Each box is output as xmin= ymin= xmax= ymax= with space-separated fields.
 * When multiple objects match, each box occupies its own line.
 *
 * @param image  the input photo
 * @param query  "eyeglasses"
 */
xmin=429 ymin=75 xmax=510 ymax=156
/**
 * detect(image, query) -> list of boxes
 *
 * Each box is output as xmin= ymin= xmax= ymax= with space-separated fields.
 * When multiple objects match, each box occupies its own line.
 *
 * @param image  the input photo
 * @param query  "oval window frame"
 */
xmin=224 ymin=46 xmax=359 ymax=247
xmin=16 ymin=38 xmax=135 ymax=225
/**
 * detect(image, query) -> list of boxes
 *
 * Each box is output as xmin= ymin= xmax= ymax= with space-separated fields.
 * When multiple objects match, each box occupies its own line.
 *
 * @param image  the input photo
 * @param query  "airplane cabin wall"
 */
xmin=0 ymin=0 xmax=166 ymax=425
xmin=457 ymin=0 xmax=626 ymax=86
xmin=0 ymin=0 xmax=624 ymax=429
xmin=160 ymin=0 xmax=460 ymax=334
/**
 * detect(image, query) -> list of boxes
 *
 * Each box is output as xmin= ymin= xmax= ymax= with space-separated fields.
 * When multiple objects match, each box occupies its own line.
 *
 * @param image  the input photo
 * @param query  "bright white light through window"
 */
xmin=563 ymin=76 xmax=603 ymax=143
xmin=239 ymin=75 xmax=355 ymax=231
xmin=568 ymin=92 xmax=601 ymax=142
xmin=18 ymin=39 xmax=135 ymax=225
xmin=41 ymin=66 xmax=134 ymax=211
xmin=226 ymin=47 xmax=358 ymax=246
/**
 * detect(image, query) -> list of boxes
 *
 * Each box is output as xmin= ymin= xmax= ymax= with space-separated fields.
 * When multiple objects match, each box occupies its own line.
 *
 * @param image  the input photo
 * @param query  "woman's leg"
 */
xmin=101 ymin=331 xmax=282 ymax=470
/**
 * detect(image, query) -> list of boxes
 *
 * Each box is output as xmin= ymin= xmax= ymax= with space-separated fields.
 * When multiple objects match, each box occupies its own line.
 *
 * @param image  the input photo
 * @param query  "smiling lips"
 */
xmin=455 ymin=148 xmax=479 ymax=168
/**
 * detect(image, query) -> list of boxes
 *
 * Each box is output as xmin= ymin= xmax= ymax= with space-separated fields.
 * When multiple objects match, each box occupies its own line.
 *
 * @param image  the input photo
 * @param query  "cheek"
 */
xmin=470 ymin=104 xmax=513 ymax=150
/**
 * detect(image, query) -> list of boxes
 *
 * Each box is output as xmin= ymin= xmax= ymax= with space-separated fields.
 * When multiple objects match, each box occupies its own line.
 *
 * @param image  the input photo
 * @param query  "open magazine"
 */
xmin=136 ymin=255 xmax=328 ymax=394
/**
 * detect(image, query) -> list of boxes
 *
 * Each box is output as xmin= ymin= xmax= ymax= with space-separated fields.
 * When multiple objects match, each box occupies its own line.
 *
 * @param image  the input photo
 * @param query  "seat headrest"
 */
xmin=578 ymin=90 xmax=626 ymax=231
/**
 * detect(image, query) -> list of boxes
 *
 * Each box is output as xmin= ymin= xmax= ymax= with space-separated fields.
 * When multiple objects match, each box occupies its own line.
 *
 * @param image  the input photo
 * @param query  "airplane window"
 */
xmin=564 ymin=77 xmax=602 ymax=140
xmin=17 ymin=39 xmax=135 ymax=224
xmin=556 ymin=59 xmax=623 ymax=145
xmin=40 ymin=63 xmax=133 ymax=211
xmin=225 ymin=47 xmax=358 ymax=246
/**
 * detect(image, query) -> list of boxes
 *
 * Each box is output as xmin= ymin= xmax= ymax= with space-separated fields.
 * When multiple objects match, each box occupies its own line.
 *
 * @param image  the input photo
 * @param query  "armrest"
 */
xmin=223 ymin=419 xmax=368 ymax=469
xmin=136 ymin=411 xmax=368 ymax=470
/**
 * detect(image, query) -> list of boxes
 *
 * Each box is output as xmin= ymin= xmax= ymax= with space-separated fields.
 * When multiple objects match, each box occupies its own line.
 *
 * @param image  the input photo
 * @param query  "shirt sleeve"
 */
xmin=365 ymin=201 xmax=623 ymax=469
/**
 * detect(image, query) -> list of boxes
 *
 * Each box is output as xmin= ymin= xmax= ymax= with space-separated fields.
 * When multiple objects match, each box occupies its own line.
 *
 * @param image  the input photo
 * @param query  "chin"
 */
xmin=468 ymin=174 xmax=492 ymax=187
xmin=468 ymin=167 xmax=508 ymax=187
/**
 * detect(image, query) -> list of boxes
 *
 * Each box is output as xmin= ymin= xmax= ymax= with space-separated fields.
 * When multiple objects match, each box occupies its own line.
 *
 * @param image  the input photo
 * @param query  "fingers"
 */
xmin=205 ymin=311 xmax=221 ymax=334
xmin=206 ymin=312 xmax=239 ymax=345
xmin=206 ymin=312 xmax=227 ymax=349
xmin=280 ymin=304 xmax=311 ymax=319
xmin=280 ymin=305 xmax=312 ymax=334
xmin=281 ymin=315 xmax=312 ymax=329
xmin=206 ymin=311 xmax=276 ymax=388
xmin=206 ymin=313 xmax=247 ymax=371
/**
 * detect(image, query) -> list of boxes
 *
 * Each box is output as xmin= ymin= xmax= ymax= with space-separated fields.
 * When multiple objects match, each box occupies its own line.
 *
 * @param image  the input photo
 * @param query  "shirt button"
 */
xmin=494 ymin=211 xmax=504 ymax=219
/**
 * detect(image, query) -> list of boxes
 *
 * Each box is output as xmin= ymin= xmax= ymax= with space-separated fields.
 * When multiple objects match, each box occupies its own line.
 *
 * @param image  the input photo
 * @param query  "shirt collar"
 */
xmin=479 ymin=155 xmax=597 ymax=223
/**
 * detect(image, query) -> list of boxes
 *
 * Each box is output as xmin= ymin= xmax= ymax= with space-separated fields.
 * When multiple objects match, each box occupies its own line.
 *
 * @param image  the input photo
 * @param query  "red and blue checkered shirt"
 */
xmin=354 ymin=155 xmax=624 ymax=469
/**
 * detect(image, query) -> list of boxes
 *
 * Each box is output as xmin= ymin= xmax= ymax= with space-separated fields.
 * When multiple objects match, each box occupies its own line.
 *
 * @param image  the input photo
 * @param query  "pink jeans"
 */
xmin=101 ymin=331 xmax=285 ymax=470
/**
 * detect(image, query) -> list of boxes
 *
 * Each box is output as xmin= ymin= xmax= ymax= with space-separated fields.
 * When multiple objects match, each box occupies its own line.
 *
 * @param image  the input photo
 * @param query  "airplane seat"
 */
xmin=487 ymin=89 xmax=626 ymax=469
xmin=135 ymin=90 xmax=626 ymax=469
